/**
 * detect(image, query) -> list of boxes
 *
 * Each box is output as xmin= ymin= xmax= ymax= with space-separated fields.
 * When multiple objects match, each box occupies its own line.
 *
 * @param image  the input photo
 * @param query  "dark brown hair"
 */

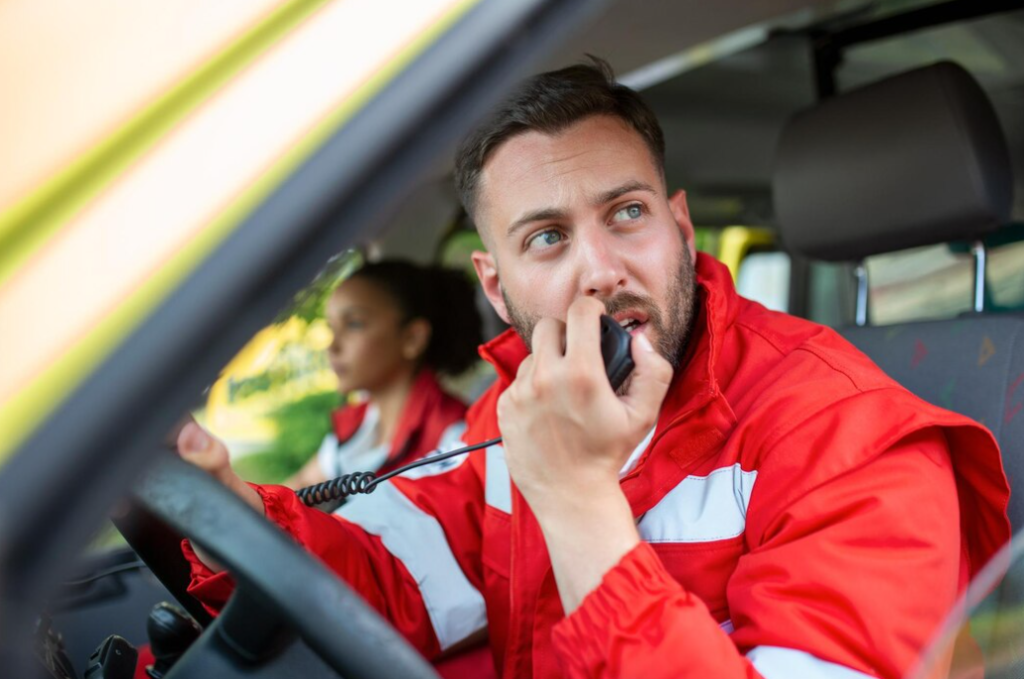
xmin=454 ymin=57 xmax=665 ymax=220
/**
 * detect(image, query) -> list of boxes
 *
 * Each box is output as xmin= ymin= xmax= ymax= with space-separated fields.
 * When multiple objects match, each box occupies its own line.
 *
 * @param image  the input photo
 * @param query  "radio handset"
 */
xmin=599 ymin=314 xmax=636 ymax=392
xmin=297 ymin=314 xmax=636 ymax=506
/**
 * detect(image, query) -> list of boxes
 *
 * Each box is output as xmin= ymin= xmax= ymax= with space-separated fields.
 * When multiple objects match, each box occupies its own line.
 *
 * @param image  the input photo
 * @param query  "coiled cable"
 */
xmin=296 ymin=436 xmax=501 ymax=506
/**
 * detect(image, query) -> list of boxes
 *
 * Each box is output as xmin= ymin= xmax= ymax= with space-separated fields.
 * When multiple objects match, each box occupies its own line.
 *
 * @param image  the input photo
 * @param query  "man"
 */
xmin=180 ymin=60 xmax=1010 ymax=678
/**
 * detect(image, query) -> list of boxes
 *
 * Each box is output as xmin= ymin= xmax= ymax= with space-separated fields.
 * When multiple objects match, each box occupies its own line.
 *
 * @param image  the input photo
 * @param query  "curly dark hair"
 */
xmin=348 ymin=260 xmax=483 ymax=376
xmin=454 ymin=56 xmax=665 ymax=221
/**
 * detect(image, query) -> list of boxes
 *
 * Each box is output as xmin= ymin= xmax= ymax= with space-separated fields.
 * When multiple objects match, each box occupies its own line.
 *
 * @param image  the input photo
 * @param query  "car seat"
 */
xmin=774 ymin=61 xmax=1024 ymax=675
xmin=773 ymin=61 xmax=1023 ymax=533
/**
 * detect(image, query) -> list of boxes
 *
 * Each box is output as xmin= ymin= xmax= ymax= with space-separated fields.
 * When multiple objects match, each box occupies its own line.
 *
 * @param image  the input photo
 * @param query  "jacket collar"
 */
xmin=657 ymin=252 xmax=741 ymax=424
xmin=389 ymin=368 xmax=446 ymax=462
xmin=332 ymin=369 xmax=447 ymax=463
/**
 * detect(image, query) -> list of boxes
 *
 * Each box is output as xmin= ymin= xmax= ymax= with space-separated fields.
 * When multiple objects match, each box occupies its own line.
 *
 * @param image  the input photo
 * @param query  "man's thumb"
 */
xmin=623 ymin=332 xmax=673 ymax=418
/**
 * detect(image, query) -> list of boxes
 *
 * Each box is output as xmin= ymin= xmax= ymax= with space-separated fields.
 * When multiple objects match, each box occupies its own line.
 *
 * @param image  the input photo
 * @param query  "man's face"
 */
xmin=471 ymin=115 xmax=698 ymax=367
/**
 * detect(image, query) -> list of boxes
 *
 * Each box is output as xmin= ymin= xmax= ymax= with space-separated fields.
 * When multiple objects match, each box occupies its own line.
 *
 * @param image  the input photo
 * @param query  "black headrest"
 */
xmin=773 ymin=61 xmax=1013 ymax=262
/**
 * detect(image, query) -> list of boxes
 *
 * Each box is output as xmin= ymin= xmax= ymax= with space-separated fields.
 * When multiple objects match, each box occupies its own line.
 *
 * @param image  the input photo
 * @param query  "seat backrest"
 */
xmin=842 ymin=318 xmax=1024 ymax=528
xmin=773 ymin=62 xmax=1023 ymax=529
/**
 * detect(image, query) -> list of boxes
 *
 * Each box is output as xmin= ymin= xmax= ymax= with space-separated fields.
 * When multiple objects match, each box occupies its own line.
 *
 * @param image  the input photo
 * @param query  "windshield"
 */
xmin=910 ymin=533 xmax=1024 ymax=679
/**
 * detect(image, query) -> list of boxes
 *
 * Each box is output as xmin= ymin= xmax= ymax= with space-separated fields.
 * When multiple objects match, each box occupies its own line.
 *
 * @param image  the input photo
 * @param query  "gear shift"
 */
xmin=145 ymin=602 xmax=201 ymax=679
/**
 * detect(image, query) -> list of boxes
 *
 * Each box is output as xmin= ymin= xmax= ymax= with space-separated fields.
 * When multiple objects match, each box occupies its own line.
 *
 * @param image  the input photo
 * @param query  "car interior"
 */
xmin=774 ymin=59 xmax=1024 ymax=678
xmin=774 ymin=59 xmax=1024 ymax=529
xmin=6 ymin=1 xmax=1024 ymax=678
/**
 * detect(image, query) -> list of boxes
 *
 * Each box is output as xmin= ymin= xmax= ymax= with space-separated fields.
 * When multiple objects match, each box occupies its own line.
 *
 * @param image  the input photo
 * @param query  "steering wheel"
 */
xmin=130 ymin=450 xmax=440 ymax=679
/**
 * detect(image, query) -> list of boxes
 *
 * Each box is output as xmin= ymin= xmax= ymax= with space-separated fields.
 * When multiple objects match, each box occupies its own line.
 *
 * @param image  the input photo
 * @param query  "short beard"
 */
xmin=502 ymin=251 xmax=697 ymax=369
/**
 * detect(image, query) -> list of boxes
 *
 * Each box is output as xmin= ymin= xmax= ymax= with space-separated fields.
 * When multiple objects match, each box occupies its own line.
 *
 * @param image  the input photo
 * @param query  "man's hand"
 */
xmin=497 ymin=296 xmax=673 ymax=611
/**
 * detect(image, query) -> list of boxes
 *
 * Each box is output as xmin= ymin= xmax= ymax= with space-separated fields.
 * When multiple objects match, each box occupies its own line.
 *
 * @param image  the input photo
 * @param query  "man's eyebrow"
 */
xmin=504 ymin=181 xmax=657 ymax=240
xmin=506 ymin=207 xmax=569 ymax=239
xmin=593 ymin=181 xmax=658 ymax=206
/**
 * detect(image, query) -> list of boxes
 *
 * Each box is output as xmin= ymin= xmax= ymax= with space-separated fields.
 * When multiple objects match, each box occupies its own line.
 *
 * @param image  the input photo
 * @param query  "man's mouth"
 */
xmin=613 ymin=312 xmax=648 ymax=336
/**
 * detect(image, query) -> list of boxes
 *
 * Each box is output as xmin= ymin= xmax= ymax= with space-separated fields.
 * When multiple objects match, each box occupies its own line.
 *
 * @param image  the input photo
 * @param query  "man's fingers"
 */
xmin=531 ymin=317 xmax=566 ymax=362
xmin=564 ymin=297 xmax=604 ymax=366
xmin=163 ymin=412 xmax=197 ymax=450
xmin=621 ymin=332 xmax=673 ymax=424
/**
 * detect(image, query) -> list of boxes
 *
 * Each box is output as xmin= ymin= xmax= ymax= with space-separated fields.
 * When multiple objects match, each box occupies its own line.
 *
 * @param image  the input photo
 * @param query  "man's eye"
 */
xmin=612 ymin=204 xmax=643 ymax=222
xmin=527 ymin=229 xmax=564 ymax=251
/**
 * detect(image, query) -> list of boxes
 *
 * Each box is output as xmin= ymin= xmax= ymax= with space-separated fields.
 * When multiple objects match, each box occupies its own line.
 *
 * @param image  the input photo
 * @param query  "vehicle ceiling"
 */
xmin=377 ymin=0 xmax=1024 ymax=261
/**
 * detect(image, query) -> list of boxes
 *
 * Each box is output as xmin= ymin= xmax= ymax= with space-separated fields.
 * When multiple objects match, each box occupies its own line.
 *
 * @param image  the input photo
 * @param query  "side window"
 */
xmin=204 ymin=249 xmax=364 ymax=482
xmin=988 ymin=232 xmax=1024 ymax=311
xmin=865 ymin=244 xmax=971 ymax=325
xmin=807 ymin=260 xmax=856 ymax=328
xmin=867 ymin=235 xmax=1024 ymax=325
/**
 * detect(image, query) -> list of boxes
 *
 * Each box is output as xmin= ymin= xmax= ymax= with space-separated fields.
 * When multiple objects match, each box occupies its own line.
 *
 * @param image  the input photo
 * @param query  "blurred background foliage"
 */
xmin=232 ymin=390 xmax=343 ymax=483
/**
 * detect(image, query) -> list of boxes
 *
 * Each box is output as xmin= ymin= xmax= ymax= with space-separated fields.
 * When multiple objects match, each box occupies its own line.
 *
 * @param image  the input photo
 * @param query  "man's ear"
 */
xmin=668 ymin=189 xmax=697 ymax=262
xmin=471 ymin=250 xmax=511 ymax=323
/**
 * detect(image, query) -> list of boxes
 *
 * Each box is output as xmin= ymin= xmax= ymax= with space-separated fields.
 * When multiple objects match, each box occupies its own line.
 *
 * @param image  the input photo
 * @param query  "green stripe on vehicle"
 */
xmin=0 ymin=0 xmax=332 ymax=290
xmin=0 ymin=0 xmax=481 ymax=462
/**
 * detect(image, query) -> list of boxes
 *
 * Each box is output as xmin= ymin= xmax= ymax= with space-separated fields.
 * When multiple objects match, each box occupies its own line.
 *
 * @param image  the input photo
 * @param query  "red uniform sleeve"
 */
xmin=551 ymin=427 xmax=961 ymax=679
xmin=184 ymin=451 xmax=489 ymax=659
xmin=552 ymin=542 xmax=762 ymax=679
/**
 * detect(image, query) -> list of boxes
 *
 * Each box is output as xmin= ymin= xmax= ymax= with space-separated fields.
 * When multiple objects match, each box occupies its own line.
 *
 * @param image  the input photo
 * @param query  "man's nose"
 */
xmin=576 ymin=229 xmax=627 ymax=298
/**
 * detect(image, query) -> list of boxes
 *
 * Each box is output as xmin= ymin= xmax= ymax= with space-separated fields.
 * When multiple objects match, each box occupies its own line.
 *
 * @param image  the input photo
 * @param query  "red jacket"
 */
xmin=328 ymin=368 xmax=468 ymax=474
xmin=187 ymin=254 xmax=1010 ymax=679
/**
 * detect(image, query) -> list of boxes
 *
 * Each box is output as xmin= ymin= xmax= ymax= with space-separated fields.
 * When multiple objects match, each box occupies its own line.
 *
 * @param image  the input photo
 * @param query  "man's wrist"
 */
xmin=530 ymin=479 xmax=626 ymax=525
xmin=533 ymin=483 xmax=640 ymax=613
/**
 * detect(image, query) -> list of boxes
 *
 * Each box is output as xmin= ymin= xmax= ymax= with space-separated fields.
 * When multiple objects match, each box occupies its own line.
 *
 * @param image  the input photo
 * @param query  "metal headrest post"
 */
xmin=972 ymin=239 xmax=987 ymax=313
xmin=854 ymin=262 xmax=869 ymax=327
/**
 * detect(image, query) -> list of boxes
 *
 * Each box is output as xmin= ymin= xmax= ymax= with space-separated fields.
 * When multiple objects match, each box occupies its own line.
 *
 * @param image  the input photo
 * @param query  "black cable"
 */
xmin=296 ymin=316 xmax=633 ymax=507
xmin=62 ymin=559 xmax=147 ymax=587
xmin=296 ymin=436 xmax=502 ymax=507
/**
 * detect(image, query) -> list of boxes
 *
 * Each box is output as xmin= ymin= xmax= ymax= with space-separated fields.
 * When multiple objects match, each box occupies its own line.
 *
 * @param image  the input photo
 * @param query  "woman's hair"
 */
xmin=347 ymin=260 xmax=484 ymax=376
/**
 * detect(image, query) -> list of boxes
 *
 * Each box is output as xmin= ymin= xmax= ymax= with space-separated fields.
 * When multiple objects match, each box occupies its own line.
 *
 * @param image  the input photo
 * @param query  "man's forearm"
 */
xmin=533 ymin=484 xmax=640 ymax=613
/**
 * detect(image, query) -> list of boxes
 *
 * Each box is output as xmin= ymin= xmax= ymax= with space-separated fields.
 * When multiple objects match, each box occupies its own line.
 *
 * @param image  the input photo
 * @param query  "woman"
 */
xmin=168 ymin=261 xmax=494 ymax=677
xmin=286 ymin=260 xmax=483 ymax=490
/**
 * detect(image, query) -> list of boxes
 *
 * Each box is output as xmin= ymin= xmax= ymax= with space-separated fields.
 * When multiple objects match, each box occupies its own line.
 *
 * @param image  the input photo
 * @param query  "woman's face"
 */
xmin=324 ymin=277 xmax=420 ymax=394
